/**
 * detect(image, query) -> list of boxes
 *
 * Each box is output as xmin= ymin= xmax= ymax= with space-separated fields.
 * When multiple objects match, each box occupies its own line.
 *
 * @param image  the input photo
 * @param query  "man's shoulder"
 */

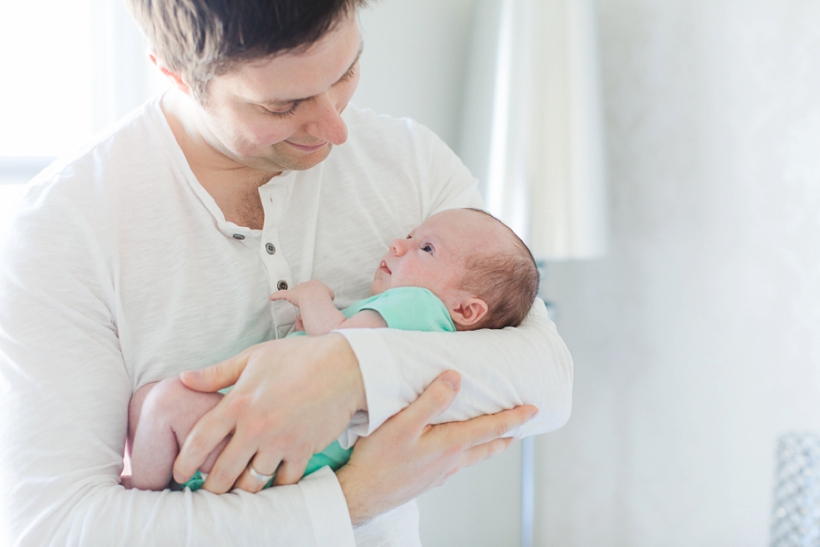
xmin=24 ymin=99 xmax=172 ymax=209
xmin=13 ymin=96 xmax=176 ymax=240
xmin=343 ymin=104 xmax=415 ymax=133
xmin=30 ymin=96 xmax=168 ymax=197
xmin=342 ymin=104 xmax=444 ymax=152
xmin=332 ymin=104 xmax=456 ymax=183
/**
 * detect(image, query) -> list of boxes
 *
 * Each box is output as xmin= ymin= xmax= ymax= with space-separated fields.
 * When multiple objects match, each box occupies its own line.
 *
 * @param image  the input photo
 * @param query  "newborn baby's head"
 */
xmin=371 ymin=208 xmax=539 ymax=331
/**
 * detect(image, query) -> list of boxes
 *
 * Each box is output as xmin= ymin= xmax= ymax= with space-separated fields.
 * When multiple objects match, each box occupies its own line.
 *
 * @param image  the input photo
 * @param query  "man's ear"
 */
xmin=450 ymin=297 xmax=488 ymax=330
xmin=148 ymin=51 xmax=192 ymax=95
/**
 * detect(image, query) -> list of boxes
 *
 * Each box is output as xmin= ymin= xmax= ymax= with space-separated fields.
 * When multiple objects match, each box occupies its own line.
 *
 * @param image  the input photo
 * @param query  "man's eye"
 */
xmin=337 ymin=64 xmax=357 ymax=83
xmin=263 ymin=102 xmax=300 ymax=118
xmin=421 ymin=244 xmax=433 ymax=254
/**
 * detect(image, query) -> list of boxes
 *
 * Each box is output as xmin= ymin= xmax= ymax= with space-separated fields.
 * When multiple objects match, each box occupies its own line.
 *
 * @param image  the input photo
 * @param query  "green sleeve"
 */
xmin=345 ymin=287 xmax=456 ymax=333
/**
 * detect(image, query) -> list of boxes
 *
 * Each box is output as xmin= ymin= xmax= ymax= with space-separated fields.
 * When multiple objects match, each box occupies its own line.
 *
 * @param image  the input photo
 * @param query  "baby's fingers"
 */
xmin=269 ymin=291 xmax=291 ymax=302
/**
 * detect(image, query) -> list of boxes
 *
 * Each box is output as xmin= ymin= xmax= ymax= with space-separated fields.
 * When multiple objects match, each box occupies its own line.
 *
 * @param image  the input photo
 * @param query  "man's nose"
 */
xmin=304 ymin=93 xmax=348 ymax=145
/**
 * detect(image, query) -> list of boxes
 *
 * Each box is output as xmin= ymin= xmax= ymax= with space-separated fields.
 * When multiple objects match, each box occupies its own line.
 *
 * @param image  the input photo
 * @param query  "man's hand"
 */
xmin=269 ymin=280 xmax=335 ymax=308
xmin=172 ymin=333 xmax=365 ymax=493
xmin=337 ymin=371 xmax=538 ymax=525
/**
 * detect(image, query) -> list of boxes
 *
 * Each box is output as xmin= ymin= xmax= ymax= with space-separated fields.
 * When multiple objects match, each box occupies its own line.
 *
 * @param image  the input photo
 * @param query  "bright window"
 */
xmin=0 ymin=0 xmax=167 ymax=231
xmin=0 ymin=1 xmax=95 ymax=157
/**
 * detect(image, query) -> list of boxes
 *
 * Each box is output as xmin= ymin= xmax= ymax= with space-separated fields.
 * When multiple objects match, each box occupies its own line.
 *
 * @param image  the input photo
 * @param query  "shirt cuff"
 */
xmin=300 ymin=466 xmax=356 ymax=547
xmin=336 ymin=328 xmax=401 ymax=438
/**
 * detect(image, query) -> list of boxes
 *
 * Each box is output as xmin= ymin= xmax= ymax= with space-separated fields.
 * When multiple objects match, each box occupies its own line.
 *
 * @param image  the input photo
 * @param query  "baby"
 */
xmin=126 ymin=208 xmax=539 ymax=491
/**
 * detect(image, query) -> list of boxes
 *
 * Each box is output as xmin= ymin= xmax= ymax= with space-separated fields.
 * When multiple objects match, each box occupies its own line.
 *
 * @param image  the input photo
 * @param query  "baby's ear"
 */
xmin=451 ymin=297 xmax=489 ymax=330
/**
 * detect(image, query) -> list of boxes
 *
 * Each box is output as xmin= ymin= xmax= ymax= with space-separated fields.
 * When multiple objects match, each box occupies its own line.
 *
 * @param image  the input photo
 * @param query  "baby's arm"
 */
xmin=127 ymin=377 xmax=228 ymax=490
xmin=270 ymin=281 xmax=387 ymax=335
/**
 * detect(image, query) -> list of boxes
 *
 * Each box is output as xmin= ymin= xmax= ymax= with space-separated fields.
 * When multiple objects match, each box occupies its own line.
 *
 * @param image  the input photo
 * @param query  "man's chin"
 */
xmin=274 ymin=144 xmax=333 ymax=171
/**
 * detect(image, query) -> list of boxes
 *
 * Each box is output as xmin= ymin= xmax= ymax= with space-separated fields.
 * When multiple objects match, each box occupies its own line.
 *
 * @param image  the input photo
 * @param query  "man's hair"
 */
xmin=125 ymin=0 xmax=368 ymax=100
xmin=461 ymin=209 xmax=539 ymax=330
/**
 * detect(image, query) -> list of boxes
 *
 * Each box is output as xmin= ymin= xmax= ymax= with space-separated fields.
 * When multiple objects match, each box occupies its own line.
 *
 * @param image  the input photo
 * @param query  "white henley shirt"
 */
xmin=0 ymin=97 xmax=572 ymax=546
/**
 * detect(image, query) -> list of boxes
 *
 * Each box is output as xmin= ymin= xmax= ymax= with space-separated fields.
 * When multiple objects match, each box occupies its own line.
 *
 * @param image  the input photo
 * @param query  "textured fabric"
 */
xmin=0 ymin=95 xmax=572 ymax=546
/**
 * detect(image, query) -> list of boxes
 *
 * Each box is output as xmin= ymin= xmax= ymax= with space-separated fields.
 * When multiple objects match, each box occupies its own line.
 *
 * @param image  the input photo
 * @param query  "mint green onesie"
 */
xmin=179 ymin=286 xmax=455 ymax=491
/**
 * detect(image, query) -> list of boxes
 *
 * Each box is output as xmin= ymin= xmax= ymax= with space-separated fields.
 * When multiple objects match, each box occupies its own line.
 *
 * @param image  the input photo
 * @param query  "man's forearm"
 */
xmin=336 ymin=371 xmax=538 ymax=527
xmin=338 ymin=298 xmax=573 ymax=441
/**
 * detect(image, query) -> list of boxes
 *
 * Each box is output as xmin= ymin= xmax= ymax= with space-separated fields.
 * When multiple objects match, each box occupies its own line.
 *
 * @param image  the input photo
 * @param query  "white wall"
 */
xmin=537 ymin=0 xmax=820 ymax=545
xmin=356 ymin=2 xmax=526 ymax=546
xmin=356 ymin=0 xmax=476 ymax=149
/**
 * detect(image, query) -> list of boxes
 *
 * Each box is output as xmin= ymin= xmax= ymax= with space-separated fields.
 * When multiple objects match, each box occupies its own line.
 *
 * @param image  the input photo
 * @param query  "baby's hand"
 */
xmin=269 ymin=280 xmax=335 ymax=308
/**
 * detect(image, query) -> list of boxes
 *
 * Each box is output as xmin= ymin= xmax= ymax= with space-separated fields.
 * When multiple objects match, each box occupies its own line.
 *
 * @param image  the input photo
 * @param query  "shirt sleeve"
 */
xmin=0 ymin=190 xmax=356 ymax=546
xmin=340 ymin=299 xmax=572 ymax=440
xmin=356 ymin=288 xmax=455 ymax=333
xmin=338 ymin=123 xmax=573 ymax=443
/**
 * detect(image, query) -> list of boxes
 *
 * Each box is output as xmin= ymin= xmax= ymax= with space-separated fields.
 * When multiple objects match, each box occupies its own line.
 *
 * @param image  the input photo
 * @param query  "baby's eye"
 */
xmin=421 ymin=244 xmax=433 ymax=254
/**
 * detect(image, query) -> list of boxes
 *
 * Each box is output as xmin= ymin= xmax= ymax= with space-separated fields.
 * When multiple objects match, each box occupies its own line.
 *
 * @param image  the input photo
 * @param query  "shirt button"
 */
xmin=277 ymin=280 xmax=288 ymax=291
xmin=232 ymin=234 xmax=245 ymax=240
xmin=265 ymin=243 xmax=276 ymax=255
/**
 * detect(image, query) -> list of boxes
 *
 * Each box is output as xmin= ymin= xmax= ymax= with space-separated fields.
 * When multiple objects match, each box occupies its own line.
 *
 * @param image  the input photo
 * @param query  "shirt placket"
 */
xmin=259 ymin=182 xmax=297 ymax=337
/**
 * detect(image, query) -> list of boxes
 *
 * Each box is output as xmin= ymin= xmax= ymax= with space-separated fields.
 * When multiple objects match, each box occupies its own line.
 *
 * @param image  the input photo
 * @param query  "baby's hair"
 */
xmin=461 ymin=209 xmax=539 ymax=330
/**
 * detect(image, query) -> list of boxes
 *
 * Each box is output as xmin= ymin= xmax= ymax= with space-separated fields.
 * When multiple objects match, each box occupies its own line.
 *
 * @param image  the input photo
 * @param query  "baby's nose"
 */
xmin=390 ymin=238 xmax=406 ymax=255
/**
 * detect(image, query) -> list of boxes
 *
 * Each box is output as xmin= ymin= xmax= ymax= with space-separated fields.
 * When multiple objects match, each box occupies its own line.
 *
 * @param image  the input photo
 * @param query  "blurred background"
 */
xmin=364 ymin=2 xmax=820 ymax=544
xmin=3 ymin=0 xmax=820 ymax=545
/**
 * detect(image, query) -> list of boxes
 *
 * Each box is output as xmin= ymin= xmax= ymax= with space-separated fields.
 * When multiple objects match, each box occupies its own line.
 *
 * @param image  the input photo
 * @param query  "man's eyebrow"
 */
xmin=263 ymin=43 xmax=364 ymax=107
xmin=343 ymin=42 xmax=364 ymax=80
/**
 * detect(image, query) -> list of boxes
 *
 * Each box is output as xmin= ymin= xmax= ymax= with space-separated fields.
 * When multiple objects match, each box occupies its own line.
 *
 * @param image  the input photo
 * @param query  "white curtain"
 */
xmin=459 ymin=0 xmax=608 ymax=261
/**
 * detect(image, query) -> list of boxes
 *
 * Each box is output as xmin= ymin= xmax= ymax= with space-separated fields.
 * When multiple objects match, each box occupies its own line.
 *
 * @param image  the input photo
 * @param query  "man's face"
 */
xmin=370 ymin=210 xmax=498 ymax=305
xmin=191 ymin=13 xmax=362 ymax=173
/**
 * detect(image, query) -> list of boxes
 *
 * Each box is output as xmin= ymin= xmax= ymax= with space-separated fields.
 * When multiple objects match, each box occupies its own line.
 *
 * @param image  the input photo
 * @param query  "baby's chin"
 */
xmin=370 ymin=279 xmax=388 ymax=295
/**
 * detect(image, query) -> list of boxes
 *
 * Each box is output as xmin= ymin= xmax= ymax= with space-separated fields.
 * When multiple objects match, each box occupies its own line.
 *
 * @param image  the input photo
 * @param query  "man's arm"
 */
xmin=339 ymin=297 xmax=572 ymax=444
xmin=173 ymin=302 xmax=569 ymax=495
xmin=0 ymin=191 xmax=354 ymax=546
xmin=337 ymin=371 xmax=537 ymax=526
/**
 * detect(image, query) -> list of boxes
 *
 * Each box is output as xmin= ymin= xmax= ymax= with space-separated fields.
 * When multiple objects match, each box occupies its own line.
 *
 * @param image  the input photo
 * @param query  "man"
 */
xmin=0 ymin=0 xmax=572 ymax=544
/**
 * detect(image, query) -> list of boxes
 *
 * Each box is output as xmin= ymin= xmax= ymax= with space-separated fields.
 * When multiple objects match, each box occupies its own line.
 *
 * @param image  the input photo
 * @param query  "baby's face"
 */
xmin=370 ymin=209 xmax=497 ymax=305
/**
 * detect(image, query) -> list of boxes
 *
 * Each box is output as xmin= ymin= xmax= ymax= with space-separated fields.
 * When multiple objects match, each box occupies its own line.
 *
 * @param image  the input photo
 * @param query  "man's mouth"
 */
xmin=379 ymin=260 xmax=391 ymax=274
xmin=284 ymin=140 xmax=328 ymax=152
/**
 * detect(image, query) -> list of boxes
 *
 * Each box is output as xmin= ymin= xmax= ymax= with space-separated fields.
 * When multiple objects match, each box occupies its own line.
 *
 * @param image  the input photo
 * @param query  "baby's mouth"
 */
xmin=379 ymin=260 xmax=392 ymax=275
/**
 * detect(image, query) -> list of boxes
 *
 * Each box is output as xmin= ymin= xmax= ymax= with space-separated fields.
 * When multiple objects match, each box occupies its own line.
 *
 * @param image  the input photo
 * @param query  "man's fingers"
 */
xmin=460 ymin=437 xmax=515 ymax=469
xmin=201 ymin=434 xmax=260 ymax=494
xmin=233 ymin=468 xmax=265 ymax=493
xmin=173 ymin=409 xmax=236 ymax=484
xmin=179 ymin=350 xmax=250 ymax=392
xmin=273 ymin=458 xmax=308 ymax=486
xmin=233 ymin=449 xmax=284 ymax=492
xmin=394 ymin=371 xmax=462 ymax=432
xmin=453 ymin=404 xmax=538 ymax=448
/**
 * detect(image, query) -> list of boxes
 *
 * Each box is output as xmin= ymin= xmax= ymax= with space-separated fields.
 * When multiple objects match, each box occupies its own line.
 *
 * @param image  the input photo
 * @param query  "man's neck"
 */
xmin=161 ymin=91 xmax=274 ymax=230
